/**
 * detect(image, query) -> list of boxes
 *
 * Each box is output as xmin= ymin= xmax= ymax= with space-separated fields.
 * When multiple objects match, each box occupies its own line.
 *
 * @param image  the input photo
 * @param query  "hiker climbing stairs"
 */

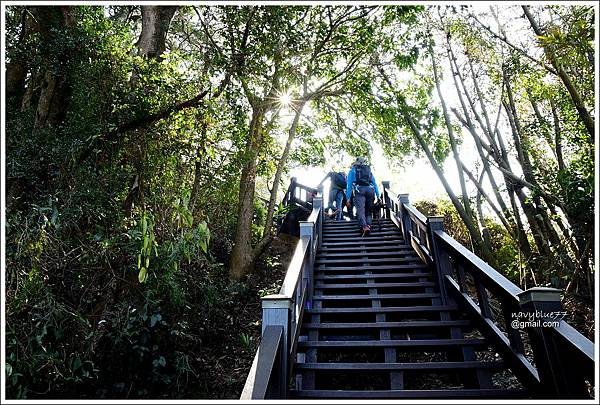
xmin=291 ymin=218 xmax=525 ymax=399
xmin=241 ymin=179 xmax=595 ymax=400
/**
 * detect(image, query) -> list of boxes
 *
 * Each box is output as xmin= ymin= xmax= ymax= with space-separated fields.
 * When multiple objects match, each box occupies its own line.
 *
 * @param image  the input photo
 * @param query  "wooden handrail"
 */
xmin=551 ymin=321 xmax=594 ymax=363
xmin=240 ymin=326 xmax=283 ymax=399
xmin=241 ymin=180 xmax=322 ymax=399
xmin=434 ymin=229 xmax=522 ymax=305
xmin=403 ymin=202 xmax=428 ymax=229
xmin=382 ymin=181 xmax=595 ymax=398
xmin=279 ymin=237 xmax=310 ymax=297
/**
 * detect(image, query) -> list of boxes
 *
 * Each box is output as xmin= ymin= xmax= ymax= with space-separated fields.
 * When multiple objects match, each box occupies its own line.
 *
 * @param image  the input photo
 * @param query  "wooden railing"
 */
xmin=382 ymin=183 xmax=595 ymax=399
xmin=276 ymin=176 xmax=322 ymax=234
xmin=241 ymin=191 xmax=322 ymax=399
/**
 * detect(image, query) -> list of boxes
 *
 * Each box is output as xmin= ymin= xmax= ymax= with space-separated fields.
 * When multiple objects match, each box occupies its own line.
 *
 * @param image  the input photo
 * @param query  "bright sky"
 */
xmin=289 ymin=142 xmax=464 ymax=204
xmin=285 ymin=4 xmax=534 ymax=209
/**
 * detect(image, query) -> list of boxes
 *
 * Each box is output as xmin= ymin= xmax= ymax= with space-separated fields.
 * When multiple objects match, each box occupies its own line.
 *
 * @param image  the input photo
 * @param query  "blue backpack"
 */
xmin=354 ymin=164 xmax=372 ymax=186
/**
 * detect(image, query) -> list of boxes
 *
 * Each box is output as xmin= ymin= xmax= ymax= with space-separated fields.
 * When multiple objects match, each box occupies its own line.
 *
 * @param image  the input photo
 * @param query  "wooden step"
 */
xmin=303 ymin=320 xmax=470 ymax=329
xmin=295 ymin=360 xmax=504 ymax=370
xmin=298 ymin=338 xmax=486 ymax=348
xmin=290 ymin=389 xmax=528 ymax=399
xmin=316 ymin=257 xmax=422 ymax=265
xmin=316 ymin=251 xmax=419 ymax=259
xmin=314 ymin=273 xmax=432 ymax=280
xmin=322 ymin=229 xmax=400 ymax=235
xmin=314 ymin=281 xmax=435 ymax=289
xmin=305 ymin=305 xmax=456 ymax=314
xmin=324 ymin=221 xmax=396 ymax=226
xmin=323 ymin=224 xmax=398 ymax=230
xmin=324 ymin=220 xmax=394 ymax=226
xmin=312 ymin=293 xmax=440 ymax=300
xmin=315 ymin=264 xmax=427 ymax=272
xmin=321 ymin=240 xmax=408 ymax=247
xmin=322 ymin=229 xmax=401 ymax=236
xmin=323 ymin=232 xmax=403 ymax=243
xmin=318 ymin=245 xmax=414 ymax=252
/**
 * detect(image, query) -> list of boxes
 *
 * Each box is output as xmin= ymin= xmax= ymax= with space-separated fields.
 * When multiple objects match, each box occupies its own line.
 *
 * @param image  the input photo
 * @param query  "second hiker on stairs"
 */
xmin=326 ymin=170 xmax=347 ymax=221
xmin=345 ymin=157 xmax=380 ymax=236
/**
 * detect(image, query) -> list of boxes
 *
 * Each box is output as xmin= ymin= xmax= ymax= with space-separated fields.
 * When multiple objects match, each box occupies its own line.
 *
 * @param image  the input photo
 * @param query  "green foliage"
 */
xmin=5 ymin=2 xmax=593 ymax=399
xmin=6 ymin=276 xmax=98 ymax=398
xmin=414 ymin=199 xmax=525 ymax=285
xmin=238 ymin=333 xmax=254 ymax=352
xmin=413 ymin=199 xmax=472 ymax=247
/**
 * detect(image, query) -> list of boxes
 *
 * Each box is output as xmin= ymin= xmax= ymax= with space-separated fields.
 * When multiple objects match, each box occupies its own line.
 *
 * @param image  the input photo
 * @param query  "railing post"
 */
xmin=398 ymin=194 xmax=411 ymax=242
xmin=299 ymin=222 xmax=315 ymax=309
xmin=517 ymin=287 xmax=571 ymax=397
xmin=290 ymin=177 xmax=297 ymax=202
xmin=426 ymin=217 xmax=450 ymax=305
xmin=381 ymin=181 xmax=391 ymax=219
xmin=261 ymin=295 xmax=292 ymax=398
xmin=313 ymin=196 xmax=323 ymax=249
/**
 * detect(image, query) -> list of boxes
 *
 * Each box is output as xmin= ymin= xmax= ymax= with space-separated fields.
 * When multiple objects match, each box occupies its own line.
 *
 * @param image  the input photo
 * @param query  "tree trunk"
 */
xmin=432 ymin=44 xmax=479 ymax=245
xmin=190 ymin=119 xmax=209 ymax=215
xmin=522 ymin=6 xmax=595 ymax=140
xmin=35 ymin=70 xmax=71 ymax=129
xmin=33 ymin=6 xmax=75 ymax=129
xmin=260 ymin=101 xmax=307 ymax=245
xmin=447 ymin=47 xmax=532 ymax=257
xmin=229 ymin=106 xmax=266 ymax=280
xmin=137 ymin=6 xmax=178 ymax=58
xmin=549 ymin=98 xmax=566 ymax=172
xmin=503 ymin=77 xmax=565 ymax=253
xmin=376 ymin=58 xmax=496 ymax=265
xmin=6 ymin=8 xmax=35 ymax=105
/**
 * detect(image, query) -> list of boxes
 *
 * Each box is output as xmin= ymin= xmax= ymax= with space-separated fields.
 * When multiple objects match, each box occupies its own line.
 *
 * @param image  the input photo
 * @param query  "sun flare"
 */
xmin=279 ymin=92 xmax=292 ymax=106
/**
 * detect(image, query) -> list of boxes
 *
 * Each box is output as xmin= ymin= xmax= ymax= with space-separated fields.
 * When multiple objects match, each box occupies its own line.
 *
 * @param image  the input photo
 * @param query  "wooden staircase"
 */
xmin=291 ymin=218 xmax=526 ymax=399
xmin=241 ymin=179 xmax=594 ymax=400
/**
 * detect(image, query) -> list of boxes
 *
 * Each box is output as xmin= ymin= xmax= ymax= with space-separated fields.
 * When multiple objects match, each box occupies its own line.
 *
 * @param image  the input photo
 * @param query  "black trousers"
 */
xmin=353 ymin=186 xmax=374 ymax=228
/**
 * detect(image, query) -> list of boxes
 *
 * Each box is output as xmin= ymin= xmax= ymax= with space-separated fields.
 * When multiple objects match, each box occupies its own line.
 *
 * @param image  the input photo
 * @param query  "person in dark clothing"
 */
xmin=345 ymin=157 xmax=380 ymax=235
xmin=326 ymin=171 xmax=347 ymax=220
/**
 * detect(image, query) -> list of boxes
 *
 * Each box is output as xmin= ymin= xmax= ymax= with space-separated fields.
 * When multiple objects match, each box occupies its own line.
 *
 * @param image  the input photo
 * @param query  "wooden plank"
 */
xmin=321 ymin=240 xmax=408 ymax=247
xmin=305 ymin=305 xmax=457 ymax=314
xmin=277 ymin=236 xmax=310 ymax=297
xmin=295 ymin=360 xmax=505 ymax=370
xmin=315 ymin=257 xmax=421 ymax=265
xmin=314 ymin=281 xmax=435 ymax=289
xmin=312 ymin=292 xmax=440 ymax=300
xmin=322 ymin=230 xmax=402 ymax=237
xmin=445 ymin=276 xmax=540 ymax=391
xmin=316 ymin=269 xmax=427 ymax=276
xmin=403 ymin=203 xmax=428 ymax=227
xmin=291 ymin=389 xmax=528 ymax=398
xmin=316 ymin=251 xmax=419 ymax=258
xmin=323 ymin=225 xmax=398 ymax=232
xmin=324 ymin=220 xmax=394 ymax=227
xmin=314 ymin=272 xmax=432 ymax=280
xmin=317 ymin=264 xmax=426 ymax=271
xmin=319 ymin=245 xmax=415 ymax=252
xmin=303 ymin=300 xmax=321 ymax=391
xmin=315 ymin=258 xmax=428 ymax=271
xmin=303 ymin=320 xmax=471 ymax=329
xmin=289 ymin=287 xmax=307 ymax=373
xmin=323 ymin=226 xmax=399 ymax=233
xmin=435 ymin=230 xmax=522 ymax=305
xmin=298 ymin=338 xmax=487 ymax=348
xmin=322 ymin=235 xmax=404 ymax=241
xmin=240 ymin=325 xmax=283 ymax=399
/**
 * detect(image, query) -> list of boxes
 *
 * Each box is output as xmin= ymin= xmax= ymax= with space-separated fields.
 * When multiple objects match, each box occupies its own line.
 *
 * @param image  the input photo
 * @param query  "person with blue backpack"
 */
xmin=345 ymin=157 xmax=380 ymax=235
